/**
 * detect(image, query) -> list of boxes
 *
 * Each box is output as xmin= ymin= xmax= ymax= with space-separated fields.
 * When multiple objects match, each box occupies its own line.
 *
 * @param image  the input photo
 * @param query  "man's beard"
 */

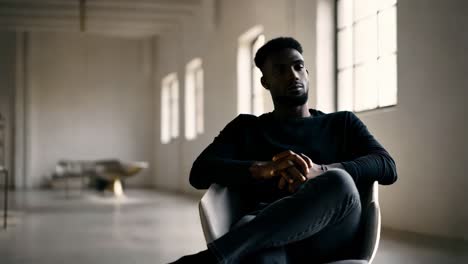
xmin=273 ymin=91 xmax=308 ymax=107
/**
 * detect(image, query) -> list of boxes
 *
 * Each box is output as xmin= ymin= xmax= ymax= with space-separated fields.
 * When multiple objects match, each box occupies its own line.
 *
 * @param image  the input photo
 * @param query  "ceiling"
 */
xmin=0 ymin=0 xmax=205 ymax=38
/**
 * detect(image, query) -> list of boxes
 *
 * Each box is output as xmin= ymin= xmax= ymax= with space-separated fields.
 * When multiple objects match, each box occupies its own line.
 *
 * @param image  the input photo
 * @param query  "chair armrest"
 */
xmin=358 ymin=181 xmax=381 ymax=263
xmin=199 ymin=184 xmax=244 ymax=243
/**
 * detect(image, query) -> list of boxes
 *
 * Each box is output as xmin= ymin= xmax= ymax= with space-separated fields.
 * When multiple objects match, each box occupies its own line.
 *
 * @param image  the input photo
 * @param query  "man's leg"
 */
xmin=240 ymin=247 xmax=289 ymax=264
xmin=207 ymin=169 xmax=362 ymax=264
xmin=231 ymin=215 xmax=290 ymax=264
xmin=285 ymin=200 xmax=362 ymax=264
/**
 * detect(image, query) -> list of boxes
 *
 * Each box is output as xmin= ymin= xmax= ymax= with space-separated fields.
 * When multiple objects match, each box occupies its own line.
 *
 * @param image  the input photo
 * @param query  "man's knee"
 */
xmin=296 ymin=169 xmax=359 ymax=208
xmin=318 ymin=169 xmax=359 ymax=198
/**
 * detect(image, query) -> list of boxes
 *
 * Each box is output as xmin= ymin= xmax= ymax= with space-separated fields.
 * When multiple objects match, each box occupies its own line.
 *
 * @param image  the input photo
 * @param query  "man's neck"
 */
xmin=272 ymin=105 xmax=311 ymax=121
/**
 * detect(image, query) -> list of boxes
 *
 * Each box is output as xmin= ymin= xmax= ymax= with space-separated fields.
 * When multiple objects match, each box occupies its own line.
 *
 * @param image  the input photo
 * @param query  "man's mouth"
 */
xmin=288 ymin=83 xmax=304 ymax=91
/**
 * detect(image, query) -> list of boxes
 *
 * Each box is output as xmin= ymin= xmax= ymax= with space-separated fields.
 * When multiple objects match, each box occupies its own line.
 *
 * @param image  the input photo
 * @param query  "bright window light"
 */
xmin=337 ymin=0 xmax=398 ymax=112
xmin=161 ymin=73 xmax=179 ymax=144
xmin=337 ymin=69 xmax=354 ymax=111
xmin=237 ymin=26 xmax=269 ymax=115
xmin=185 ymin=58 xmax=204 ymax=140
xmin=161 ymin=82 xmax=170 ymax=144
xmin=251 ymin=34 xmax=265 ymax=116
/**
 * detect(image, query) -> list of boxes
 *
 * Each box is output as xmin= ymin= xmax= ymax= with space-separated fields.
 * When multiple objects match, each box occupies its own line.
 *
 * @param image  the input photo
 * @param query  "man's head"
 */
xmin=254 ymin=37 xmax=309 ymax=108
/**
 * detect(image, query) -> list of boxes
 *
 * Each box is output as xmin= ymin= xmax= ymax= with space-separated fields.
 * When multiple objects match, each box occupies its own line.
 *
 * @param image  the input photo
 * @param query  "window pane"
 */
xmin=338 ymin=28 xmax=353 ymax=70
xmin=251 ymin=34 xmax=265 ymax=116
xmin=185 ymin=59 xmax=203 ymax=140
xmin=354 ymin=62 xmax=378 ymax=111
xmin=170 ymin=80 xmax=179 ymax=139
xmin=354 ymin=0 xmax=376 ymax=21
xmin=185 ymin=71 xmax=196 ymax=140
xmin=337 ymin=0 xmax=353 ymax=29
xmin=378 ymin=54 xmax=397 ymax=107
xmin=378 ymin=6 xmax=397 ymax=56
xmin=252 ymin=34 xmax=265 ymax=53
xmin=337 ymin=69 xmax=354 ymax=111
xmin=195 ymin=68 xmax=204 ymax=134
xmin=378 ymin=0 xmax=397 ymax=10
xmin=161 ymin=85 xmax=170 ymax=143
xmin=354 ymin=16 xmax=377 ymax=64
xmin=252 ymin=66 xmax=264 ymax=116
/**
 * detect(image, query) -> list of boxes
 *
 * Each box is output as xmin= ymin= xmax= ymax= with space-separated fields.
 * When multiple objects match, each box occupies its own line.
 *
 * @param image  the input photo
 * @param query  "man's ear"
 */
xmin=306 ymin=69 xmax=309 ymax=75
xmin=261 ymin=77 xmax=269 ymax=90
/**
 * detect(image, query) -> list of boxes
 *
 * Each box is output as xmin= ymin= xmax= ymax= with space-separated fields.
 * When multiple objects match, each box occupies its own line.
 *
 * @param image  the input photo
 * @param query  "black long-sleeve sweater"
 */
xmin=190 ymin=109 xmax=397 ymax=203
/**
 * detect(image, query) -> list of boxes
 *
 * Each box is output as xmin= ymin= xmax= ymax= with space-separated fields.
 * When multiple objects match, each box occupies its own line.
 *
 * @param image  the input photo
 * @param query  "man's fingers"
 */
xmin=285 ymin=166 xmax=307 ymax=183
xmin=299 ymin=153 xmax=313 ymax=168
xmin=275 ymin=154 xmax=309 ymax=175
xmin=280 ymin=171 xmax=294 ymax=184
xmin=278 ymin=174 xmax=287 ymax=190
xmin=281 ymin=167 xmax=307 ymax=184
xmin=279 ymin=169 xmax=306 ymax=193
xmin=272 ymin=150 xmax=294 ymax=162
xmin=272 ymin=159 xmax=294 ymax=174
xmin=290 ymin=154 xmax=309 ymax=175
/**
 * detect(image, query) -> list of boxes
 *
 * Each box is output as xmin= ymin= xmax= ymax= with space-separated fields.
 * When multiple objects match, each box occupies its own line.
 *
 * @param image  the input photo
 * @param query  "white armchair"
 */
xmin=198 ymin=181 xmax=381 ymax=264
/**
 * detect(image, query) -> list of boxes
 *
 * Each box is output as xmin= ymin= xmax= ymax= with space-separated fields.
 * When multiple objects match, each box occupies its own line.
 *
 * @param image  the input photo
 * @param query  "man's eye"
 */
xmin=295 ymin=64 xmax=305 ymax=70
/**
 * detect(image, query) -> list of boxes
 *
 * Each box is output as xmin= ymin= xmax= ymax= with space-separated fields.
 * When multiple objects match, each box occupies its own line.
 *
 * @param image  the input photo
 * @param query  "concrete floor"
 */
xmin=1 ymin=189 xmax=467 ymax=264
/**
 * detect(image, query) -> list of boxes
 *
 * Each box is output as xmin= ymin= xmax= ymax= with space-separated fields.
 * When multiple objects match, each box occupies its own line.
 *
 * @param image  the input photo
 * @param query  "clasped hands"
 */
xmin=250 ymin=150 xmax=324 ymax=193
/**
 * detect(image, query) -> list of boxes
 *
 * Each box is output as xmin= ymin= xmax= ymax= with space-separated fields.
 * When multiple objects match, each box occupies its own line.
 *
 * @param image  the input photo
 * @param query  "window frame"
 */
xmin=335 ymin=0 xmax=398 ymax=113
xmin=161 ymin=73 xmax=179 ymax=144
xmin=237 ymin=25 xmax=267 ymax=116
xmin=184 ymin=58 xmax=204 ymax=140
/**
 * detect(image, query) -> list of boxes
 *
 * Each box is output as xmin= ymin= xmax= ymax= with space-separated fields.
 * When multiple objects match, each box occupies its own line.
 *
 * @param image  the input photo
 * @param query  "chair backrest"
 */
xmin=356 ymin=181 xmax=381 ymax=263
xmin=199 ymin=184 xmax=245 ymax=243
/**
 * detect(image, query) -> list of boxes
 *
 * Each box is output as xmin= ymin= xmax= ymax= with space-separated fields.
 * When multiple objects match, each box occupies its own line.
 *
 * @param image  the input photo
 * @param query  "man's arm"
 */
xmin=189 ymin=115 xmax=257 ymax=189
xmin=190 ymin=117 xmax=310 ymax=190
xmin=339 ymin=112 xmax=397 ymax=185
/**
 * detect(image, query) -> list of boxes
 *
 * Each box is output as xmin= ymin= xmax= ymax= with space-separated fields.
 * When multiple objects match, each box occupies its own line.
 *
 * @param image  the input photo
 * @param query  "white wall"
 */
xmin=365 ymin=0 xmax=468 ymax=240
xmin=153 ymin=0 xmax=468 ymax=240
xmin=24 ymin=32 xmax=154 ymax=188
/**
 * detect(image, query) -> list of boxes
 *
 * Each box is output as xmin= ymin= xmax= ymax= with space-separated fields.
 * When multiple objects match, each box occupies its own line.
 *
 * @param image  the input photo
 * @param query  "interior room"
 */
xmin=0 ymin=0 xmax=467 ymax=263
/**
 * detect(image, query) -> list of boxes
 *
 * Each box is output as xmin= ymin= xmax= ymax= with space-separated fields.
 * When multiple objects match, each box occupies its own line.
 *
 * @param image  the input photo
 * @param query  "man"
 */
xmin=170 ymin=37 xmax=397 ymax=264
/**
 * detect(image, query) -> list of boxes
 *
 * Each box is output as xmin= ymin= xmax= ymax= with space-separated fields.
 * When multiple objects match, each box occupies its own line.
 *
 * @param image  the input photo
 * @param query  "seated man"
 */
xmin=170 ymin=37 xmax=397 ymax=264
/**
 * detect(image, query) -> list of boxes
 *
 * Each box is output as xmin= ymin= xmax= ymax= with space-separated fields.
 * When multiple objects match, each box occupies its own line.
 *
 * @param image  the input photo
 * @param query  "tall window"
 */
xmin=237 ymin=26 xmax=266 ymax=116
xmin=251 ymin=35 xmax=265 ymax=115
xmin=161 ymin=73 xmax=179 ymax=144
xmin=337 ymin=0 xmax=397 ymax=112
xmin=185 ymin=58 xmax=204 ymax=140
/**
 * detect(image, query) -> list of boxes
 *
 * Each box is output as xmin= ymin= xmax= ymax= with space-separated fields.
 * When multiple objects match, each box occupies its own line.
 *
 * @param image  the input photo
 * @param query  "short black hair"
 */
xmin=254 ymin=37 xmax=303 ymax=71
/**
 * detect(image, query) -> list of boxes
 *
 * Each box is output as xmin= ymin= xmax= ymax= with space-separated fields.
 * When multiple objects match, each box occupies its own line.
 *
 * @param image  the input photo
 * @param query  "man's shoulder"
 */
xmin=226 ymin=110 xmax=357 ymax=124
xmin=231 ymin=113 xmax=259 ymax=123
xmin=222 ymin=114 xmax=259 ymax=130
xmin=312 ymin=109 xmax=354 ymax=120
xmin=236 ymin=113 xmax=260 ymax=120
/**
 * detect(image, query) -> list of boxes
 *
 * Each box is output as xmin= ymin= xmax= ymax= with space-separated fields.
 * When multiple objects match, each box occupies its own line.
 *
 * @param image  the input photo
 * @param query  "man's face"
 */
xmin=261 ymin=48 xmax=309 ymax=107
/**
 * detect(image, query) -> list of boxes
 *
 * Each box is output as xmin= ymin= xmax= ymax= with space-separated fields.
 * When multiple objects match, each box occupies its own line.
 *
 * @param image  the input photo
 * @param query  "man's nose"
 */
xmin=287 ymin=67 xmax=300 ymax=80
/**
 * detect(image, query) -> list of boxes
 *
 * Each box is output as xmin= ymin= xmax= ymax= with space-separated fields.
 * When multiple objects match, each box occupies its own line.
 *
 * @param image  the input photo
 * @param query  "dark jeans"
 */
xmin=207 ymin=169 xmax=362 ymax=264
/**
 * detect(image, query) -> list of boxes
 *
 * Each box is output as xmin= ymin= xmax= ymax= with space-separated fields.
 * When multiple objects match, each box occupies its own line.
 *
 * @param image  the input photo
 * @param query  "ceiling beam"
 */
xmin=0 ymin=0 xmax=204 ymax=38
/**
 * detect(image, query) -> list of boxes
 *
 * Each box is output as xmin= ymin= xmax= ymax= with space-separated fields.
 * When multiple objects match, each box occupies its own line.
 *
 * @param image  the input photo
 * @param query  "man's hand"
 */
xmin=272 ymin=151 xmax=310 ymax=182
xmin=277 ymin=152 xmax=324 ymax=193
xmin=250 ymin=150 xmax=327 ymax=193
xmin=249 ymin=150 xmax=310 ymax=181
